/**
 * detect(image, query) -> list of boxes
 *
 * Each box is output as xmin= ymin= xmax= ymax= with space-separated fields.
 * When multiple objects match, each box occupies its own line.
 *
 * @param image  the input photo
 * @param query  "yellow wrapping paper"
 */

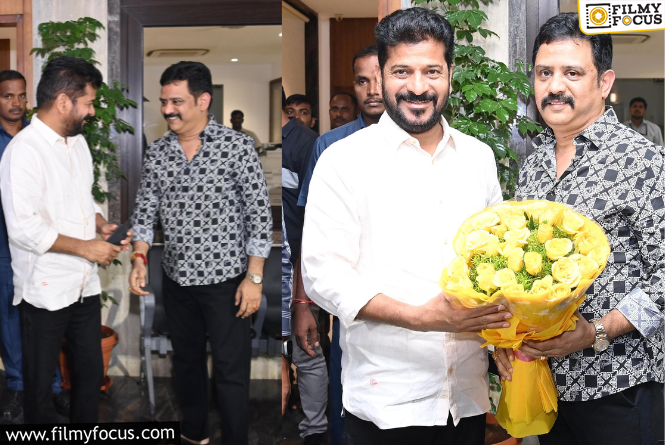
xmin=439 ymin=201 xmax=610 ymax=438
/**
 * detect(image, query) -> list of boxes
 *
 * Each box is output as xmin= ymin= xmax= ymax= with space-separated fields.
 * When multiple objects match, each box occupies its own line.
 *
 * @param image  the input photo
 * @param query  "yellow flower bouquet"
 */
xmin=439 ymin=200 xmax=610 ymax=437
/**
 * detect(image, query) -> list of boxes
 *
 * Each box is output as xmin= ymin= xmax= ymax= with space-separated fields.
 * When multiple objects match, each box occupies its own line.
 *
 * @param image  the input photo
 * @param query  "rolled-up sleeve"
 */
xmin=131 ymin=151 xmax=161 ymax=246
xmin=0 ymin=145 xmax=58 ymax=255
xmin=238 ymin=136 xmax=272 ymax=258
xmin=617 ymin=161 xmax=665 ymax=338
xmin=301 ymin=150 xmax=382 ymax=328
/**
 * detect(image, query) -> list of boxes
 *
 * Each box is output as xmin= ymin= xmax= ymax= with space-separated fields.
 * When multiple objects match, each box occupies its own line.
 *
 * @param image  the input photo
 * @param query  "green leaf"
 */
xmin=464 ymin=89 xmax=478 ymax=102
xmin=496 ymin=107 xmax=510 ymax=123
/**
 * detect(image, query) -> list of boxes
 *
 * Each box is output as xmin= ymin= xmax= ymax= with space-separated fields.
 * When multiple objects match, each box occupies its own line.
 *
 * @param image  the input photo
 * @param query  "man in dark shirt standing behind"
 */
xmin=130 ymin=61 xmax=272 ymax=445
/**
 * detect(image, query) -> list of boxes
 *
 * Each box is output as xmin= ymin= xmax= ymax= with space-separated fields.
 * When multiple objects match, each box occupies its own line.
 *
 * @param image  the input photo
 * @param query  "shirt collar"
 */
xmin=0 ymin=117 xmax=30 ymax=139
xmin=282 ymin=116 xmax=299 ymax=139
xmin=378 ymin=111 xmax=455 ymax=156
xmin=31 ymin=115 xmax=79 ymax=147
xmin=533 ymin=106 xmax=619 ymax=153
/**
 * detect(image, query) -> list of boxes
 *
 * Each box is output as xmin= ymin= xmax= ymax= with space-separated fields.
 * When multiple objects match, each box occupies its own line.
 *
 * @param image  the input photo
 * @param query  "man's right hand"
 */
xmin=83 ymin=238 xmax=122 ymax=266
xmin=293 ymin=303 xmax=319 ymax=357
xmin=129 ymin=260 xmax=149 ymax=296
xmin=415 ymin=292 xmax=512 ymax=332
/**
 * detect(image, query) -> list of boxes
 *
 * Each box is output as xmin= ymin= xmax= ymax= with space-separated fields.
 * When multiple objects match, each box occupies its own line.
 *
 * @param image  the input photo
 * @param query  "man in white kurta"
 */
xmin=301 ymin=8 xmax=509 ymax=445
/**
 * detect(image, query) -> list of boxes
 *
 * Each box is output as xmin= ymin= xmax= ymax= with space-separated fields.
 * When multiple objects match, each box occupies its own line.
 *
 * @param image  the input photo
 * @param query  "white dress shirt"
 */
xmin=0 ymin=115 xmax=103 ymax=311
xmin=301 ymin=113 xmax=503 ymax=429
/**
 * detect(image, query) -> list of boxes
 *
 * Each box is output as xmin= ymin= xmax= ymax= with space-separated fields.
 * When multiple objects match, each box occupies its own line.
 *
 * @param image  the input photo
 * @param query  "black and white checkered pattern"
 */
xmin=515 ymin=107 xmax=665 ymax=402
xmin=132 ymin=116 xmax=272 ymax=286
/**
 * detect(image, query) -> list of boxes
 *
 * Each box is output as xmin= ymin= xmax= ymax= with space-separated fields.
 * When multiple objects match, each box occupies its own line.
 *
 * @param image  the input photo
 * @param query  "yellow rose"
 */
xmin=552 ymin=257 xmax=582 ymax=288
xmin=476 ymin=263 xmax=496 ymax=276
xmin=499 ymin=240 xmax=521 ymax=257
xmin=447 ymin=256 xmax=469 ymax=278
xmin=466 ymin=230 xmax=490 ymax=253
xmin=477 ymin=271 xmax=497 ymax=292
xmin=551 ymin=283 xmax=571 ymax=299
xmin=530 ymin=275 xmax=553 ymax=294
xmin=537 ymin=223 xmax=554 ymax=244
xmin=524 ymin=251 xmax=543 ymax=275
xmin=588 ymin=245 xmax=611 ymax=267
xmin=470 ymin=211 xmax=501 ymax=232
xmin=502 ymin=283 xmax=525 ymax=296
xmin=505 ymin=214 xmax=527 ymax=231
xmin=545 ymin=238 xmax=573 ymax=260
xmin=561 ymin=209 xmax=585 ymax=235
xmin=454 ymin=234 xmax=469 ymax=258
xmin=504 ymin=227 xmax=530 ymax=247
xmin=490 ymin=224 xmax=508 ymax=238
xmin=446 ymin=273 xmax=474 ymax=292
xmin=481 ymin=234 xmax=500 ymax=256
xmin=574 ymin=230 xmax=597 ymax=255
xmin=493 ymin=268 xmax=517 ymax=288
xmin=539 ymin=208 xmax=562 ymax=226
xmin=525 ymin=202 xmax=549 ymax=220
xmin=573 ymin=255 xmax=600 ymax=279
xmin=507 ymin=247 xmax=524 ymax=272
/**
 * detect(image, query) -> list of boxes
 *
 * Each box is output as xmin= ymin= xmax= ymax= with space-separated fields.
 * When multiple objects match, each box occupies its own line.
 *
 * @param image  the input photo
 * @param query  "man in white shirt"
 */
xmin=0 ymin=56 xmax=130 ymax=423
xmin=301 ymin=8 xmax=511 ymax=444
xmin=623 ymin=97 xmax=664 ymax=146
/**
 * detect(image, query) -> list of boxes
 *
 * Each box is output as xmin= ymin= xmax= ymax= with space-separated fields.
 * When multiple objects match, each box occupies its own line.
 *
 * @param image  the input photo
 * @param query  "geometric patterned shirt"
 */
xmin=515 ymin=107 xmax=665 ymax=401
xmin=132 ymin=116 xmax=272 ymax=286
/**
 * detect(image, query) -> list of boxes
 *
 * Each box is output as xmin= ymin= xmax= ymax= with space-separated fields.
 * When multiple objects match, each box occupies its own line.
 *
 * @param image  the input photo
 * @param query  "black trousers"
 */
xmin=19 ymin=295 xmax=103 ymax=424
xmin=343 ymin=411 xmax=485 ymax=445
xmin=162 ymin=273 xmax=251 ymax=444
xmin=539 ymin=381 xmax=664 ymax=445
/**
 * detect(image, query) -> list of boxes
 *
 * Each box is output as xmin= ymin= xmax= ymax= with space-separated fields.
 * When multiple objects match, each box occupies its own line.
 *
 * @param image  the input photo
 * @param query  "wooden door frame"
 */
xmin=0 ymin=1 xmax=33 ymax=105
xmin=118 ymin=0 xmax=281 ymax=221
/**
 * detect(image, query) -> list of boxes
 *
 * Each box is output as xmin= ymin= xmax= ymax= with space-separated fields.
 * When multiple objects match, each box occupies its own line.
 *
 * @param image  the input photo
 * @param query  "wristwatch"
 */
xmin=246 ymin=273 xmax=263 ymax=284
xmin=591 ymin=319 xmax=609 ymax=352
xmin=282 ymin=339 xmax=292 ymax=357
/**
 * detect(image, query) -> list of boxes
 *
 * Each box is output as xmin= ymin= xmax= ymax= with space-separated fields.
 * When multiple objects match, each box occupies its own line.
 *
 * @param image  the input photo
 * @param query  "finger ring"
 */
xmin=540 ymin=356 xmax=547 ymax=361
xmin=252 ymin=306 xmax=258 ymax=311
xmin=491 ymin=350 xmax=499 ymax=360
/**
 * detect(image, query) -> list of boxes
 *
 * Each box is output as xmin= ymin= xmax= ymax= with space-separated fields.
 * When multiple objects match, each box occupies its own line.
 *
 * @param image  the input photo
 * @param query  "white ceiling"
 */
xmin=144 ymin=25 xmax=282 ymax=66
xmin=301 ymin=0 xmax=378 ymax=18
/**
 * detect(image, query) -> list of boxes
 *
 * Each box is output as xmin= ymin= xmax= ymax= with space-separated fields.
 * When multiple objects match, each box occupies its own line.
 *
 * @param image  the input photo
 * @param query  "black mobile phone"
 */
xmin=106 ymin=222 xmax=131 ymax=246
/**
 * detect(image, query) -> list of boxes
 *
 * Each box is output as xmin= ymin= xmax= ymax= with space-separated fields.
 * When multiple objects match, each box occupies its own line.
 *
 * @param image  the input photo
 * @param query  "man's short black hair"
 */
xmin=36 ymin=56 xmax=102 ymax=110
xmin=375 ymin=7 xmax=454 ymax=73
xmin=352 ymin=45 xmax=379 ymax=74
xmin=533 ymin=12 xmax=612 ymax=83
xmin=0 ymin=70 xmax=26 ymax=87
xmin=160 ymin=61 xmax=213 ymax=109
xmin=330 ymin=92 xmax=358 ymax=108
xmin=630 ymin=97 xmax=647 ymax=108
xmin=231 ymin=109 xmax=244 ymax=118
xmin=284 ymin=94 xmax=315 ymax=115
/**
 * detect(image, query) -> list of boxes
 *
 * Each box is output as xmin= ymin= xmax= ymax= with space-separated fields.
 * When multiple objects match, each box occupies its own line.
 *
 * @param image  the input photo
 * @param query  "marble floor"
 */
xmin=0 ymin=371 xmax=280 ymax=445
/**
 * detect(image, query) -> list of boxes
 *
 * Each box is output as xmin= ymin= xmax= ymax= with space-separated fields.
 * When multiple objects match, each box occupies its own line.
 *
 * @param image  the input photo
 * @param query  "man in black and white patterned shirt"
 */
xmin=495 ymin=13 xmax=664 ymax=445
xmin=129 ymin=62 xmax=272 ymax=445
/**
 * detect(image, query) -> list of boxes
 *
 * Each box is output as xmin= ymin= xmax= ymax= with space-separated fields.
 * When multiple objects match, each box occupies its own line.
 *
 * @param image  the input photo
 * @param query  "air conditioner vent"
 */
xmin=146 ymin=49 xmax=209 ymax=57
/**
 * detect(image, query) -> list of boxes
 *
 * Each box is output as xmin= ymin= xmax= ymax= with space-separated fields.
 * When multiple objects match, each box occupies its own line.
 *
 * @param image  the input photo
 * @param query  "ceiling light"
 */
xmin=231 ymin=58 xmax=238 ymax=62
xmin=279 ymin=33 xmax=282 ymax=37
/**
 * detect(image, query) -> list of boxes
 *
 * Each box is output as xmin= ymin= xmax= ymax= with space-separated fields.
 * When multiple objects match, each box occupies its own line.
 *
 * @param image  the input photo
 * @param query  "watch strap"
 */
xmin=591 ymin=319 xmax=609 ymax=350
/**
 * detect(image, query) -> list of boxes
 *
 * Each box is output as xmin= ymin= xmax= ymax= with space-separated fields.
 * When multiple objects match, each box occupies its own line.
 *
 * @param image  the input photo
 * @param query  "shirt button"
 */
xmin=443 ymin=238 xmax=449 ymax=245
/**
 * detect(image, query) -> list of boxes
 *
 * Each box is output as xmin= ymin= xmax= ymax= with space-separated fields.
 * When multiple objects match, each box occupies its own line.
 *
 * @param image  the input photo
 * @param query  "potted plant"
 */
xmin=31 ymin=17 xmax=136 ymax=391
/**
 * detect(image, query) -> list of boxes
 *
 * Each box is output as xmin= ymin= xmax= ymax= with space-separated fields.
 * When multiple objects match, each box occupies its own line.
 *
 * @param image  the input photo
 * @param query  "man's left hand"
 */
xmin=235 ymin=277 xmax=262 ymax=318
xmin=99 ymin=223 xmax=134 ymax=252
xmin=520 ymin=310 xmax=596 ymax=358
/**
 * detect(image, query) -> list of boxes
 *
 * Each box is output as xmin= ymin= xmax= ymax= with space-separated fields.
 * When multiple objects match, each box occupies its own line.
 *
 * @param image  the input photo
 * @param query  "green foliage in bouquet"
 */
xmin=30 ymin=17 xmax=137 ymax=204
xmin=411 ymin=0 xmax=542 ymax=198
xmin=468 ymin=214 xmax=574 ymax=295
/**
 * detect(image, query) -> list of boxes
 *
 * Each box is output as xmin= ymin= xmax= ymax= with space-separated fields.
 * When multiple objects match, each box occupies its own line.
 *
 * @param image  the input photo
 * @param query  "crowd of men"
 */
xmin=0 ymin=58 xmax=272 ymax=445
xmin=284 ymin=8 xmax=664 ymax=445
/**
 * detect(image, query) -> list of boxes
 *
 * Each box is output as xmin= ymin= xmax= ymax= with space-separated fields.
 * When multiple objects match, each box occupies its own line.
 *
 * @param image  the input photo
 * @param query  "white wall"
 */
xmin=282 ymin=7 xmax=306 ymax=96
xmin=0 ymin=27 xmax=17 ymax=70
xmin=144 ymin=63 xmax=276 ymax=144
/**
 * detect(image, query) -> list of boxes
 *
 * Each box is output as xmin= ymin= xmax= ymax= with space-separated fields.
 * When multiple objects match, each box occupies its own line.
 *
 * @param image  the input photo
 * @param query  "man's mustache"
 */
xmin=163 ymin=113 xmax=182 ymax=120
xmin=364 ymin=97 xmax=383 ymax=105
xmin=395 ymin=91 xmax=437 ymax=105
xmin=9 ymin=108 xmax=23 ymax=113
xmin=541 ymin=93 xmax=575 ymax=109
